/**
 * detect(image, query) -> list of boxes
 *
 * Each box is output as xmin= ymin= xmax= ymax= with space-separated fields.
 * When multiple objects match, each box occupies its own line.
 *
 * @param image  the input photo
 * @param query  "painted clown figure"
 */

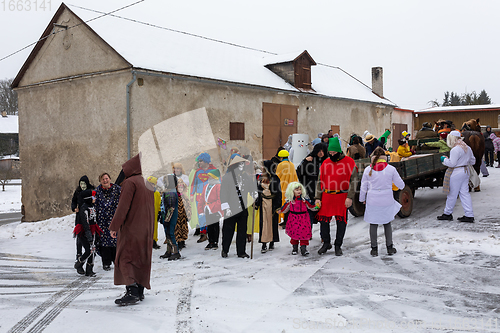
xmin=190 ymin=153 xmax=218 ymax=242
xmin=315 ymin=137 xmax=358 ymax=256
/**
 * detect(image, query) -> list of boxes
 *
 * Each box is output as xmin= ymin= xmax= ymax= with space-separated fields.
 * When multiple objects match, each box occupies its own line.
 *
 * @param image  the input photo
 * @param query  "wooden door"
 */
xmin=330 ymin=125 xmax=340 ymax=135
xmin=281 ymin=105 xmax=298 ymax=149
xmin=262 ymin=103 xmax=281 ymax=160
xmin=392 ymin=123 xmax=408 ymax=151
xmin=262 ymin=103 xmax=298 ymax=160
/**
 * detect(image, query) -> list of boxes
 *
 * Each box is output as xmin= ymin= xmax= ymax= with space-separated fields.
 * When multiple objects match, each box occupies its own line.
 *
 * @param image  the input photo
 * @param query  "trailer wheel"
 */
xmin=397 ymin=185 xmax=413 ymax=218
xmin=349 ymin=191 xmax=365 ymax=217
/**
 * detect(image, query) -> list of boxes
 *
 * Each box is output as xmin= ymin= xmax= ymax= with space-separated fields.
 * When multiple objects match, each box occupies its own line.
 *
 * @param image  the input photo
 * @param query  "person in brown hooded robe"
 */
xmin=110 ymin=154 xmax=154 ymax=305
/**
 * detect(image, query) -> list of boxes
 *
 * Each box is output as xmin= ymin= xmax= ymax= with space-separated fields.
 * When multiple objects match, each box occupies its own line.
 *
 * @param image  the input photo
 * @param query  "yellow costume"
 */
xmin=275 ymin=156 xmax=298 ymax=222
xmin=397 ymin=145 xmax=412 ymax=158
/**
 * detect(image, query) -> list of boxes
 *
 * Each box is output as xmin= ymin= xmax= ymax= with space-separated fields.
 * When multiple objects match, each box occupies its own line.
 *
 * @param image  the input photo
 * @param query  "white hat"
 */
xmin=449 ymin=130 xmax=461 ymax=137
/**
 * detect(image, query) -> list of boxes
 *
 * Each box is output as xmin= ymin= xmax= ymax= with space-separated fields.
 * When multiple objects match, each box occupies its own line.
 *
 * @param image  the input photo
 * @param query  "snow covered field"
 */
xmin=0 ymin=169 xmax=499 ymax=332
xmin=0 ymin=182 xmax=21 ymax=213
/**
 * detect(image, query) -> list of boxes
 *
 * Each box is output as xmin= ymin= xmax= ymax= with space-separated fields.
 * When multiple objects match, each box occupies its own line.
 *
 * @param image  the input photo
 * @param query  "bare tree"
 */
xmin=0 ymin=167 xmax=12 ymax=191
xmin=0 ymin=78 xmax=18 ymax=115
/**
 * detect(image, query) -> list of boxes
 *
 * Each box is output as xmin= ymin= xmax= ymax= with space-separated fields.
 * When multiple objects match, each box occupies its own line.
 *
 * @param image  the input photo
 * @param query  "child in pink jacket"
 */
xmin=490 ymin=133 xmax=500 ymax=168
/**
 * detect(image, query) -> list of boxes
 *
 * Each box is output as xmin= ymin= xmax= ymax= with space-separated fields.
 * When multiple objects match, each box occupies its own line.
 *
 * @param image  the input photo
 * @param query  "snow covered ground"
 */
xmin=0 ymin=181 xmax=21 ymax=213
xmin=0 ymin=169 xmax=499 ymax=332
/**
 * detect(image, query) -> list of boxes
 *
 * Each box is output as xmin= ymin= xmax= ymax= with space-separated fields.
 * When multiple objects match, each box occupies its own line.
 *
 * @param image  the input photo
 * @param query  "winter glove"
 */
xmin=440 ymin=156 xmax=446 ymax=162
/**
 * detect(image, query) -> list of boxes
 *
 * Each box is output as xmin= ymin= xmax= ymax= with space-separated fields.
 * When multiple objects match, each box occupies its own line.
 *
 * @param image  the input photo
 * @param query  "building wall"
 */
xmin=19 ymin=10 xmax=129 ymax=87
xmin=17 ymin=71 xmax=131 ymax=222
xmin=392 ymin=110 xmax=414 ymax=139
xmin=415 ymin=110 xmax=500 ymax=131
xmin=129 ymin=72 xmax=394 ymax=167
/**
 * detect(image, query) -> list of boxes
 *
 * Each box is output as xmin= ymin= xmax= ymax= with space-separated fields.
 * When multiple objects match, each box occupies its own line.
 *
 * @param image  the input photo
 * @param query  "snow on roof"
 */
xmin=417 ymin=104 xmax=500 ymax=113
xmin=0 ymin=115 xmax=18 ymax=134
xmin=67 ymin=4 xmax=394 ymax=107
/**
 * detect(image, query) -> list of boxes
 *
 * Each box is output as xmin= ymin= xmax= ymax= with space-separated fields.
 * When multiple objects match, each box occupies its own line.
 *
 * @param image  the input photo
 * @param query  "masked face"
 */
xmin=238 ymin=162 xmax=245 ymax=172
xmin=80 ymin=181 xmax=87 ymax=191
xmin=329 ymin=151 xmax=339 ymax=162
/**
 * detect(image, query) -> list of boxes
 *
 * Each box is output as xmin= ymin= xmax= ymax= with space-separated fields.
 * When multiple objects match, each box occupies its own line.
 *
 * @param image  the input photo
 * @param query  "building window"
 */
xmin=230 ymin=122 xmax=245 ymax=140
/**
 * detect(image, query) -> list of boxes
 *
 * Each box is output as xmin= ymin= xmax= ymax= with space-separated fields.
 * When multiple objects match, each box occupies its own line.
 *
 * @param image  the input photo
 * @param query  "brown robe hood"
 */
xmin=110 ymin=153 xmax=154 ymax=289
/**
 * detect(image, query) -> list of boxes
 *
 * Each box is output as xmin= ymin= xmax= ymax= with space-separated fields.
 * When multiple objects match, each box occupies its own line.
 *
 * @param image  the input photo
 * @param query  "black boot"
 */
xmin=318 ymin=242 xmax=332 ymax=255
xmin=269 ymin=242 xmax=275 ymax=251
xmin=160 ymin=241 xmax=172 ymax=259
xmin=437 ymin=213 xmax=453 ymax=221
xmin=115 ymin=284 xmax=140 ymax=306
xmin=261 ymin=243 xmax=268 ymax=254
xmin=178 ymin=241 xmax=185 ymax=250
xmin=85 ymin=263 xmax=96 ymax=277
xmin=194 ymin=228 xmax=201 ymax=236
xmin=370 ymin=247 xmax=378 ymax=257
xmin=74 ymin=258 xmax=85 ymax=275
xmin=168 ymin=245 xmax=181 ymax=261
xmin=387 ymin=244 xmax=397 ymax=255
xmin=292 ymin=244 xmax=299 ymax=255
xmin=457 ymin=216 xmax=474 ymax=223
xmin=300 ymin=245 xmax=309 ymax=256
xmin=334 ymin=246 xmax=343 ymax=256
xmin=137 ymin=284 xmax=145 ymax=301
xmin=153 ymin=240 xmax=161 ymax=249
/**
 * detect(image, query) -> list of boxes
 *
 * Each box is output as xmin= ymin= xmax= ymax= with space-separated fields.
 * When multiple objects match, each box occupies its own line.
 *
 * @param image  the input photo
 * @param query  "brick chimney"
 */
xmin=372 ymin=67 xmax=383 ymax=98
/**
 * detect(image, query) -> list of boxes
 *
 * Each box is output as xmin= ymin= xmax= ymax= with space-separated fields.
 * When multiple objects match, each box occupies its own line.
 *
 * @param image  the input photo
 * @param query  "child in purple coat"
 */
xmin=276 ymin=182 xmax=318 ymax=256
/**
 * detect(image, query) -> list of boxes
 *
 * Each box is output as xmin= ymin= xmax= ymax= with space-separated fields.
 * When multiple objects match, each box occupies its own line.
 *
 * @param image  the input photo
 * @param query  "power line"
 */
xmin=0 ymin=0 xmax=145 ymax=63
xmin=66 ymin=3 xmax=277 ymax=56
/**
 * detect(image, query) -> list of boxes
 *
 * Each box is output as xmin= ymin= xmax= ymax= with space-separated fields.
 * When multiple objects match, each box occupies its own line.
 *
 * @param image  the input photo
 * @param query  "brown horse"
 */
xmin=461 ymin=118 xmax=485 ymax=179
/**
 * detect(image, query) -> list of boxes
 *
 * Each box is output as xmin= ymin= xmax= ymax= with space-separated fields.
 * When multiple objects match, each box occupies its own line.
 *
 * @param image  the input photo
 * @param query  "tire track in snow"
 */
xmin=175 ymin=273 xmax=194 ymax=333
xmin=26 ymin=277 xmax=101 ymax=333
xmin=7 ymin=277 xmax=86 ymax=333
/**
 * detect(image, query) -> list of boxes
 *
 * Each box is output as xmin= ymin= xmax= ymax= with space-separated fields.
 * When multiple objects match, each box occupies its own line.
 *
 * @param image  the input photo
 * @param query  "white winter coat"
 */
xmin=359 ymin=163 xmax=405 ymax=224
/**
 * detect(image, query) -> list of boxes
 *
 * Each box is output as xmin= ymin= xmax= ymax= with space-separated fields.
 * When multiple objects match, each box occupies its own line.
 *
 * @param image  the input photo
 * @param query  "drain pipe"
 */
xmin=126 ymin=71 xmax=137 ymax=160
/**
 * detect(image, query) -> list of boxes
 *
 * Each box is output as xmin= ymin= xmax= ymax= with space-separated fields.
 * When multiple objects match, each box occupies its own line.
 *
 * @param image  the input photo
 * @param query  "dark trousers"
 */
xmin=100 ymin=246 xmax=116 ymax=266
xmin=76 ymin=236 xmax=83 ymax=259
xmin=319 ymin=215 xmax=347 ymax=247
xmin=79 ymin=235 xmax=94 ymax=265
xmin=485 ymin=149 xmax=494 ymax=166
xmin=207 ymin=220 xmax=220 ymax=244
xmin=222 ymin=210 xmax=248 ymax=255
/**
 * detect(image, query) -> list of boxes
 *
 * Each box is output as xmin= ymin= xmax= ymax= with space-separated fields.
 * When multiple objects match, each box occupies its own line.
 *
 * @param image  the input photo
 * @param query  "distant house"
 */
xmin=415 ymin=104 xmax=500 ymax=132
xmin=13 ymin=3 xmax=402 ymax=221
xmin=0 ymin=155 xmax=20 ymax=179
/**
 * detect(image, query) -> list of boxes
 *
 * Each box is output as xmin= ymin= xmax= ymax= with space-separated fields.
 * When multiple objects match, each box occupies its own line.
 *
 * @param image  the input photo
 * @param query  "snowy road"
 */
xmin=0 ymin=212 xmax=22 ymax=226
xmin=1 ymin=169 xmax=499 ymax=332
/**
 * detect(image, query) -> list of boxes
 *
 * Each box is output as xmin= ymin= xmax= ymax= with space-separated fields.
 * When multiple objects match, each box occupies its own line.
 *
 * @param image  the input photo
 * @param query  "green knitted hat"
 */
xmin=207 ymin=169 xmax=221 ymax=180
xmin=328 ymin=137 xmax=342 ymax=153
xmin=379 ymin=129 xmax=391 ymax=140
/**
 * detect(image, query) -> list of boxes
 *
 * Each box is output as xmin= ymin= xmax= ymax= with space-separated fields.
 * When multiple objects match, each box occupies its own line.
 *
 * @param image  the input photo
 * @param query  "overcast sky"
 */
xmin=1 ymin=0 xmax=499 ymax=111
